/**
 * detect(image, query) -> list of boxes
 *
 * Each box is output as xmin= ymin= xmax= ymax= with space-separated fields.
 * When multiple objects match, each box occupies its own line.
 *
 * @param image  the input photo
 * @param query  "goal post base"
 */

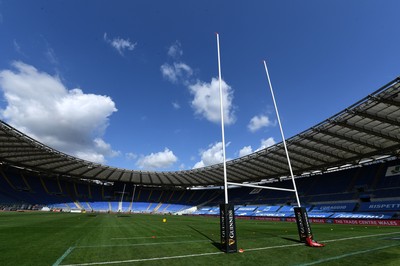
xmin=294 ymin=207 xmax=325 ymax=247
xmin=219 ymin=203 xmax=237 ymax=253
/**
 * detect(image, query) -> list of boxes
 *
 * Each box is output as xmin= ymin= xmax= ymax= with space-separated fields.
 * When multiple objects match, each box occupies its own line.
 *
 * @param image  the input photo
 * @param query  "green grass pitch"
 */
xmin=0 ymin=212 xmax=399 ymax=266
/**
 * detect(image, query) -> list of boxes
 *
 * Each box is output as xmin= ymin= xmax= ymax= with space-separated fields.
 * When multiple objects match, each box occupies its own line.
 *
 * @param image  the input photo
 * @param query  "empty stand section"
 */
xmin=1 ymin=159 xmax=399 ymax=219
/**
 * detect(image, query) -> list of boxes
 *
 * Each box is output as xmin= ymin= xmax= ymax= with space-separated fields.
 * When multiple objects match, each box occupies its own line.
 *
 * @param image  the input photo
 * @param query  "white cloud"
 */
xmin=167 ymin=41 xmax=183 ymax=59
xmin=136 ymin=148 xmax=178 ymax=170
xmin=160 ymin=62 xmax=193 ymax=84
xmin=161 ymin=42 xmax=236 ymax=126
xmin=193 ymin=142 xmax=231 ymax=169
xmin=94 ymin=138 xmax=120 ymax=157
xmin=257 ymin=137 xmax=276 ymax=151
xmin=248 ymin=114 xmax=274 ymax=132
xmin=0 ymin=61 xmax=118 ymax=164
xmin=239 ymin=145 xmax=253 ymax=157
xmin=189 ymin=78 xmax=236 ymax=125
xmin=172 ymin=102 xmax=180 ymax=109
xmin=45 ymin=46 xmax=58 ymax=65
xmin=238 ymin=137 xmax=276 ymax=157
xmin=104 ymin=32 xmax=137 ymax=55
xmin=13 ymin=40 xmax=22 ymax=54
xmin=126 ymin=152 xmax=138 ymax=160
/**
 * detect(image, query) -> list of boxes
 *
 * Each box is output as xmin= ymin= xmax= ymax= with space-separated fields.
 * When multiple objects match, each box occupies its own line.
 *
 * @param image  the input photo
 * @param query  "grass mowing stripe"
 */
xmin=53 ymin=247 xmax=75 ymax=266
xmin=62 ymin=231 xmax=400 ymax=266
xmin=296 ymin=244 xmax=400 ymax=266
xmin=322 ymin=231 xmax=400 ymax=243
xmin=60 ymin=232 xmax=399 ymax=266
xmin=62 ymin=233 xmax=400 ymax=266
xmin=111 ymin=234 xmax=192 ymax=240
xmin=60 ymin=251 xmax=225 ymax=266
xmin=76 ymin=239 xmax=212 ymax=248
xmin=4 ymin=213 xmax=399 ymax=265
xmin=239 ymin=231 xmax=400 ymax=253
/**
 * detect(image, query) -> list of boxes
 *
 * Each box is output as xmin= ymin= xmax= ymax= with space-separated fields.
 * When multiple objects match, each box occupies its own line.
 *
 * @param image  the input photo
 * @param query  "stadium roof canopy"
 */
xmin=1 ymin=77 xmax=399 ymax=187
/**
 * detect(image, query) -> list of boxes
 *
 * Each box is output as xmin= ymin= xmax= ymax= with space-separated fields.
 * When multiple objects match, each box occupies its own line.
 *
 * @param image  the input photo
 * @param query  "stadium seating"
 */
xmin=1 ymin=159 xmax=399 ymax=219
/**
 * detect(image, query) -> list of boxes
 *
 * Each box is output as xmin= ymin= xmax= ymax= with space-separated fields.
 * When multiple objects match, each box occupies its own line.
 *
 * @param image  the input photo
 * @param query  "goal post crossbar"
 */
xmin=227 ymin=182 xmax=296 ymax=193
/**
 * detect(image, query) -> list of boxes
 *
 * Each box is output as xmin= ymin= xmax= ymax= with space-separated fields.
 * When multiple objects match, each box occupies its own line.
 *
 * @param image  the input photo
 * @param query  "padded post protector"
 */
xmin=294 ymin=207 xmax=325 ymax=247
xmin=220 ymin=203 xmax=237 ymax=253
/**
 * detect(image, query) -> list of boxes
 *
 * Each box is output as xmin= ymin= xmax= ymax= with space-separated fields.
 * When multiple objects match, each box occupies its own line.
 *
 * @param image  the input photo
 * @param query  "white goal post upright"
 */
xmin=216 ymin=33 xmax=229 ymax=205
xmin=213 ymin=35 xmax=319 ymax=247
xmin=119 ymin=183 xmax=126 ymax=212
xmin=216 ymin=33 xmax=237 ymax=253
xmin=129 ymin=184 xmax=137 ymax=212
xmin=263 ymin=60 xmax=302 ymax=208
xmin=258 ymin=60 xmax=323 ymax=246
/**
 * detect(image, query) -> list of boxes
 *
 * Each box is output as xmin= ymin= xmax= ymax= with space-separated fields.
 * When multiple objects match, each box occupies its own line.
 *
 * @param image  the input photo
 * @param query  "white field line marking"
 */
xmin=246 ymin=242 xmax=303 ymax=251
xmin=60 ymin=251 xmax=224 ymax=266
xmin=244 ymin=231 xmax=400 ymax=252
xmin=59 ymin=231 xmax=400 ymax=266
xmin=52 ymin=246 xmax=75 ymax=266
xmin=111 ymin=234 xmax=192 ymax=240
xmin=296 ymin=244 xmax=400 ymax=266
xmin=322 ymin=231 xmax=400 ymax=243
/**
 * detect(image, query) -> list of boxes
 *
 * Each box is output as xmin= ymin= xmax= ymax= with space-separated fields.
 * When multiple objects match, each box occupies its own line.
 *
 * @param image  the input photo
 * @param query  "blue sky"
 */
xmin=0 ymin=1 xmax=399 ymax=171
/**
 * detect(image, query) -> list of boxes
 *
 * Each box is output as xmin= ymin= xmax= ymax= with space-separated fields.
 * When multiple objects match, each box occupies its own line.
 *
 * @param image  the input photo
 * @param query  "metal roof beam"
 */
xmin=0 ymin=151 xmax=51 ymax=159
xmin=353 ymin=110 xmax=400 ymax=127
xmin=89 ymin=167 xmax=110 ymax=179
xmin=216 ymin=166 xmax=244 ymax=181
xmin=252 ymin=156 xmax=288 ymax=172
xmin=180 ymin=172 xmax=206 ymax=185
xmin=230 ymin=162 xmax=266 ymax=177
xmin=378 ymin=97 xmax=400 ymax=108
xmin=292 ymin=141 xmax=343 ymax=161
xmin=187 ymin=169 xmax=219 ymax=184
xmin=335 ymin=121 xmax=399 ymax=143
xmin=200 ymin=168 xmax=226 ymax=182
xmin=241 ymin=160 xmax=280 ymax=174
xmin=0 ymin=145 xmax=32 ymax=150
xmin=52 ymin=162 xmax=87 ymax=173
xmin=317 ymin=128 xmax=379 ymax=150
xmin=285 ymin=147 xmax=327 ymax=164
xmin=190 ymin=172 xmax=220 ymax=185
xmin=260 ymin=153 xmax=301 ymax=171
xmin=16 ymin=156 xmax=65 ymax=165
xmin=170 ymin=173 xmax=193 ymax=186
xmin=116 ymin=171 xmax=125 ymax=182
xmin=153 ymin=173 xmax=165 ymax=185
xmin=301 ymin=135 xmax=362 ymax=156
xmin=268 ymin=150 xmax=315 ymax=167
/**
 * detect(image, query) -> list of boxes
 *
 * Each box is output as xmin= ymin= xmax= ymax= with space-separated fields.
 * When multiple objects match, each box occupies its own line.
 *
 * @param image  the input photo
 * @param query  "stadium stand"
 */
xmin=0 ymin=77 xmax=399 ymax=220
xmin=1 ymin=158 xmax=399 ymax=219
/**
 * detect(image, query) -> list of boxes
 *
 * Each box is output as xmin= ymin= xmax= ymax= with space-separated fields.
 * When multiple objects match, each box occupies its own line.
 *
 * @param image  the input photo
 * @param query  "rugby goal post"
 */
xmin=215 ymin=35 xmax=323 ymax=252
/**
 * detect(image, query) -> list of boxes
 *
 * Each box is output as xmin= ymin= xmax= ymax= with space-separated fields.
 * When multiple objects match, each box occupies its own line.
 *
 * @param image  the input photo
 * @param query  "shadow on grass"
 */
xmin=187 ymin=225 xmax=222 ymax=250
xmin=281 ymin=237 xmax=302 ymax=243
xmin=187 ymin=225 xmax=302 ymax=250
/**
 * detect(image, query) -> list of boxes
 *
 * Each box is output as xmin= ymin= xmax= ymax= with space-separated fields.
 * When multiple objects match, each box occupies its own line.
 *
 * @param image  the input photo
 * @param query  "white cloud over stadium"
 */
xmin=161 ymin=42 xmax=236 ymax=125
xmin=136 ymin=148 xmax=178 ymax=170
xmin=238 ymin=137 xmax=276 ymax=157
xmin=193 ymin=141 xmax=231 ymax=169
xmin=248 ymin=114 xmax=275 ymax=132
xmin=103 ymin=32 xmax=137 ymax=55
xmin=160 ymin=62 xmax=193 ymax=84
xmin=0 ymin=61 xmax=119 ymax=164
xmin=189 ymin=78 xmax=236 ymax=125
